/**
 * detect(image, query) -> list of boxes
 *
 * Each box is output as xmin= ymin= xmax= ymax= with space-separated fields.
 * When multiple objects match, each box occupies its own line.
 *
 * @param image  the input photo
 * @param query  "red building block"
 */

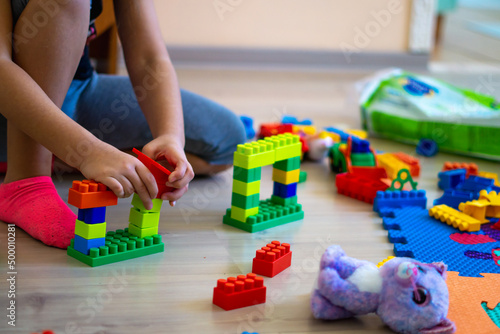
xmin=213 ymin=273 xmax=266 ymax=311
xmin=258 ymin=123 xmax=294 ymax=138
xmin=252 ymin=241 xmax=292 ymax=277
xmin=68 ymin=180 xmax=118 ymax=209
xmin=442 ymin=162 xmax=479 ymax=178
xmin=336 ymin=172 xmax=389 ymax=204
xmin=392 ymin=152 xmax=421 ymax=177
xmin=132 ymin=148 xmax=175 ymax=198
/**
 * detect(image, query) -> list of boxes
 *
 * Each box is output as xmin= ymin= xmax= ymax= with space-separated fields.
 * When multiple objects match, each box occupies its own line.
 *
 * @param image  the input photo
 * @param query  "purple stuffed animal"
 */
xmin=311 ymin=246 xmax=456 ymax=334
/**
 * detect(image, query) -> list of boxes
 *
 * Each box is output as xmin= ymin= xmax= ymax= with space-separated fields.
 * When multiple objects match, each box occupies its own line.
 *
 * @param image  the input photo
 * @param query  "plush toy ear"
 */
xmin=428 ymin=262 xmax=447 ymax=278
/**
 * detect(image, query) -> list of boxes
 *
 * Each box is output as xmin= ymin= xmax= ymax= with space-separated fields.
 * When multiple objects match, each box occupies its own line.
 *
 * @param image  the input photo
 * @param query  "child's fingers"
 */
xmin=135 ymin=164 xmax=158 ymax=199
xmin=167 ymin=161 xmax=194 ymax=189
xmin=126 ymin=169 xmax=155 ymax=211
xmin=100 ymin=177 xmax=126 ymax=198
xmin=160 ymin=185 xmax=189 ymax=203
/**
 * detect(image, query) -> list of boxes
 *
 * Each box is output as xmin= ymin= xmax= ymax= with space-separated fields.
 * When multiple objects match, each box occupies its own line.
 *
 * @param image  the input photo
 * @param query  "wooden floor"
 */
xmin=1 ymin=68 xmax=500 ymax=334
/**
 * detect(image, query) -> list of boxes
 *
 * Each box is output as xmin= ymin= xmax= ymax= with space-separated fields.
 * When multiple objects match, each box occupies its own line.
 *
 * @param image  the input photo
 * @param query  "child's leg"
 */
xmin=0 ymin=0 xmax=90 ymax=248
xmin=70 ymin=74 xmax=246 ymax=175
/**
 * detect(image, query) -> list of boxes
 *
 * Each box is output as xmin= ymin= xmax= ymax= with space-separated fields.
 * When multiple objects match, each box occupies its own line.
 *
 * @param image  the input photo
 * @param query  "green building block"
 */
xmin=351 ymin=152 xmax=376 ymax=167
xmin=131 ymin=193 xmax=163 ymax=213
xmin=74 ymin=220 xmax=106 ymax=239
xmin=128 ymin=223 xmax=158 ymax=238
xmin=223 ymin=199 xmax=304 ymax=232
xmin=299 ymin=171 xmax=307 ymax=183
xmin=232 ymin=180 xmax=260 ymax=196
xmin=271 ymin=195 xmax=297 ymax=206
xmin=273 ymin=156 xmax=301 ymax=172
xmin=233 ymin=166 xmax=261 ymax=183
xmin=230 ymin=206 xmax=259 ymax=222
xmin=231 ymin=192 xmax=260 ymax=209
xmin=482 ymin=301 xmax=500 ymax=329
xmin=128 ymin=208 xmax=160 ymax=228
xmin=67 ymin=228 xmax=164 ymax=267
xmin=233 ymin=140 xmax=276 ymax=169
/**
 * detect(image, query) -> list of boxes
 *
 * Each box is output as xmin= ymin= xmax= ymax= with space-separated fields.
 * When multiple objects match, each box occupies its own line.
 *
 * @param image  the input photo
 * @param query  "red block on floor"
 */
xmin=336 ymin=172 xmax=389 ymax=204
xmin=68 ymin=180 xmax=118 ymax=209
xmin=252 ymin=240 xmax=292 ymax=277
xmin=213 ymin=273 xmax=266 ymax=311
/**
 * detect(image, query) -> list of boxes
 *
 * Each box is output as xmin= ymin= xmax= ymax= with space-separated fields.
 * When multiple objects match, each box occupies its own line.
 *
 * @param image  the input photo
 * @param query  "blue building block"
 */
xmin=438 ymin=169 xmax=466 ymax=190
xmin=273 ymin=182 xmax=297 ymax=198
xmin=77 ymin=207 xmax=106 ymax=224
xmin=351 ymin=136 xmax=371 ymax=153
xmin=458 ymin=175 xmax=495 ymax=197
xmin=381 ymin=207 xmax=500 ymax=277
xmin=373 ymin=190 xmax=427 ymax=217
xmin=73 ymin=235 xmax=106 ymax=255
xmin=240 ymin=115 xmax=256 ymax=140
xmin=416 ymin=138 xmax=438 ymax=157
xmin=433 ymin=189 xmax=476 ymax=210
xmin=282 ymin=115 xmax=312 ymax=125
xmin=324 ymin=127 xmax=349 ymax=142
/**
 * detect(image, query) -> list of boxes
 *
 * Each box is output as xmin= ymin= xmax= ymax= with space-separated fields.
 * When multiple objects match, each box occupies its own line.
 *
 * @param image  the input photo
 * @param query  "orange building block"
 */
xmin=447 ymin=271 xmax=500 ymax=334
xmin=68 ymin=180 xmax=118 ymax=209
xmin=442 ymin=162 xmax=479 ymax=178
xmin=392 ymin=152 xmax=420 ymax=177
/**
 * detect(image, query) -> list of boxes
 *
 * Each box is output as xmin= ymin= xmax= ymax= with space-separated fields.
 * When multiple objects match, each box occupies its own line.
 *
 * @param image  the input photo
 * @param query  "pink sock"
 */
xmin=0 ymin=176 xmax=76 ymax=248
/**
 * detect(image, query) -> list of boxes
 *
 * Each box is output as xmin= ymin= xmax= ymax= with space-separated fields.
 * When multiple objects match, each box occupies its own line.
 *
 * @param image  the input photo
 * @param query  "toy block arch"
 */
xmin=223 ymin=134 xmax=304 ymax=232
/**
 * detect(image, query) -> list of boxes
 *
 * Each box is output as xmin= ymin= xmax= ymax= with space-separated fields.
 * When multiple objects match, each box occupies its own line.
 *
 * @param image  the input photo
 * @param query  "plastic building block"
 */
xmin=128 ymin=224 xmax=158 ymax=238
xmin=478 ymin=171 xmax=500 ymax=187
xmin=272 ymin=168 xmax=300 ymax=185
xmin=429 ymin=204 xmax=482 ymax=232
xmin=231 ymin=193 xmax=260 ymax=209
xmin=258 ymin=123 xmax=293 ymax=138
xmin=351 ymin=137 xmax=370 ymax=153
xmin=213 ymin=273 xmax=266 ymax=311
xmin=299 ymin=170 xmax=307 ymax=183
xmin=459 ymin=200 xmax=491 ymax=223
xmin=129 ymin=208 xmax=160 ymax=228
xmin=443 ymin=161 xmax=479 ymax=178
xmin=282 ymin=115 xmax=312 ymax=125
xmin=230 ymin=206 xmax=259 ymax=223
xmin=350 ymin=152 xmax=376 ymax=167
xmin=233 ymin=180 xmax=261 ymax=196
xmin=292 ymin=124 xmax=316 ymax=135
xmin=433 ymin=188 xmax=476 ymax=210
xmin=67 ymin=228 xmax=164 ymax=267
xmin=74 ymin=220 xmax=106 ymax=239
xmin=240 ymin=115 xmax=256 ymax=139
xmin=73 ymin=235 xmax=106 ymax=255
xmin=392 ymin=152 xmax=420 ymax=177
xmin=273 ymin=182 xmax=297 ymax=198
xmin=131 ymin=193 xmax=163 ymax=213
xmin=373 ymin=190 xmax=427 ymax=217
xmin=388 ymin=169 xmax=418 ymax=191
xmin=252 ymin=241 xmax=292 ymax=277
xmin=449 ymin=233 xmax=496 ymax=244
xmin=351 ymin=166 xmax=387 ymax=179
xmin=336 ymin=173 xmax=389 ymax=204
xmin=233 ymin=166 xmax=262 ymax=183
xmin=132 ymin=148 xmax=174 ymax=198
xmin=479 ymin=190 xmax=500 ymax=218
xmin=376 ymin=256 xmax=395 ymax=268
xmin=270 ymin=195 xmax=297 ymax=206
xmin=381 ymin=207 xmax=500 ymax=277
xmin=377 ymin=153 xmax=410 ymax=180
xmin=267 ymin=134 xmax=302 ymax=161
xmin=68 ymin=180 xmax=118 ymax=209
xmin=438 ymin=169 xmax=466 ymax=190
xmin=492 ymin=249 xmax=500 ymax=266
xmin=416 ymin=138 xmax=438 ymax=157
xmin=234 ymin=140 xmax=276 ymax=169
xmin=78 ymin=207 xmax=106 ymax=224
xmin=459 ymin=175 xmax=496 ymax=197
xmin=273 ymin=157 xmax=300 ymax=172
xmin=324 ymin=127 xmax=350 ymax=142
xmin=242 ymin=332 xmax=260 ymax=334
xmin=223 ymin=200 xmax=304 ymax=233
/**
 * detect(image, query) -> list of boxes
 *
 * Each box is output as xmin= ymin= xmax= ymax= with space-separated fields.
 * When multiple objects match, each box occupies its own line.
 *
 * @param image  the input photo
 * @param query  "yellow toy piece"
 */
xmin=429 ymin=204 xmax=481 ymax=232
xmin=478 ymin=190 xmax=500 ymax=218
xmin=377 ymin=256 xmax=395 ymax=268
xmin=377 ymin=153 xmax=411 ymax=180
xmin=293 ymin=125 xmax=317 ymax=135
xmin=319 ymin=130 xmax=341 ymax=143
xmin=458 ymin=200 xmax=491 ymax=223
xmin=477 ymin=171 xmax=500 ymax=187
xmin=346 ymin=129 xmax=368 ymax=139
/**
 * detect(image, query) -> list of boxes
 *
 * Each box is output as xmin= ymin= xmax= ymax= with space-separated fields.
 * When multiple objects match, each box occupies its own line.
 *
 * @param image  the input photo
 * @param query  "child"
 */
xmin=0 ymin=0 xmax=246 ymax=248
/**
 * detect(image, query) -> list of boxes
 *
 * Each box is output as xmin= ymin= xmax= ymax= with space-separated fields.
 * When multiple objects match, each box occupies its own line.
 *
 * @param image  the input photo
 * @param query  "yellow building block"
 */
xmin=479 ymin=190 xmax=500 ymax=218
xmin=458 ymin=200 xmax=491 ymax=223
xmin=478 ymin=172 xmax=500 ymax=187
xmin=266 ymin=134 xmax=302 ymax=161
xmin=377 ymin=256 xmax=395 ymax=268
xmin=272 ymin=168 xmax=300 ymax=185
xmin=232 ymin=180 xmax=260 ymax=196
xmin=319 ymin=130 xmax=340 ymax=143
xmin=346 ymin=129 xmax=368 ymax=139
xmin=233 ymin=140 xmax=275 ymax=169
xmin=75 ymin=220 xmax=106 ymax=239
xmin=377 ymin=153 xmax=410 ymax=180
xmin=429 ymin=204 xmax=481 ymax=232
xmin=230 ymin=206 xmax=259 ymax=222
xmin=292 ymin=125 xmax=317 ymax=135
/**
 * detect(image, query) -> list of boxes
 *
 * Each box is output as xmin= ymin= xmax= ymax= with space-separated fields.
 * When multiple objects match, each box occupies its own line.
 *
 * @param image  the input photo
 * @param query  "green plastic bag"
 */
xmin=360 ymin=69 xmax=500 ymax=160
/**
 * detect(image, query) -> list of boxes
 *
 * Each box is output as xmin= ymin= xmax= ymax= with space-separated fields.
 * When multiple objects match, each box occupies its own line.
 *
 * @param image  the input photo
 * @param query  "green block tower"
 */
xmin=223 ymin=134 xmax=304 ymax=232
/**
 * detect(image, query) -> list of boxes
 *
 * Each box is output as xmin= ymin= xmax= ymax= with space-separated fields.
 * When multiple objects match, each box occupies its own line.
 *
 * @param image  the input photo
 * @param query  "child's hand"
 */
xmin=142 ymin=135 xmax=194 ymax=206
xmin=78 ymin=142 xmax=158 ymax=210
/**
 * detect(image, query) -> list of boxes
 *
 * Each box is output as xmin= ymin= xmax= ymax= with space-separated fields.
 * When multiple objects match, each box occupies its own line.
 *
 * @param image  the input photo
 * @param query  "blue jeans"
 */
xmin=0 ymin=72 xmax=246 ymax=165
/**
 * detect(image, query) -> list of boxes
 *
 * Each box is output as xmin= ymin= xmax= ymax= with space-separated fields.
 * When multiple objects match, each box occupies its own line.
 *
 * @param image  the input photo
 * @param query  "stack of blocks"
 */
xmin=128 ymin=193 xmax=163 ymax=238
xmin=223 ymin=134 xmax=304 ymax=232
xmin=68 ymin=180 xmax=117 ymax=255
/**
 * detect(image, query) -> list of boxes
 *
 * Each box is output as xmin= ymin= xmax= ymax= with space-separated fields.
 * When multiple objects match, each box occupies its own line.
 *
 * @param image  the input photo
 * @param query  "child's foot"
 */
xmin=0 ymin=176 xmax=76 ymax=248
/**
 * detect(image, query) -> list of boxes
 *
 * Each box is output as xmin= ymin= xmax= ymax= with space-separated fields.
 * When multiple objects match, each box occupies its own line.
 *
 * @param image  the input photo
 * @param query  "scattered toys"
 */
xmin=311 ymin=245 xmax=455 ymax=334
xmin=429 ymin=204 xmax=482 ymax=232
xmin=252 ymin=241 xmax=292 ymax=277
xmin=212 ymin=273 xmax=266 ymax=311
